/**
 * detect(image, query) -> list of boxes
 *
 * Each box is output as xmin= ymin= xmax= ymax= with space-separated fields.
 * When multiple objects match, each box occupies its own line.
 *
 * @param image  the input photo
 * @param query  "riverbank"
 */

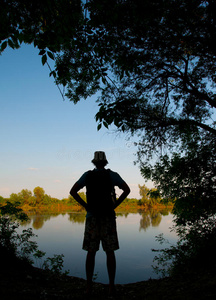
xmin=1 ymin=255 xmax=215 ymax=300
xmin=20 ymin=202 xmax=173 ymax=215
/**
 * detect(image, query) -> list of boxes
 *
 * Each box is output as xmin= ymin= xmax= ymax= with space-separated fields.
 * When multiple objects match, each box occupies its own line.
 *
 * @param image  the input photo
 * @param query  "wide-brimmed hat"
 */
xmin=91 ymin=151 xmax=108 ymax=164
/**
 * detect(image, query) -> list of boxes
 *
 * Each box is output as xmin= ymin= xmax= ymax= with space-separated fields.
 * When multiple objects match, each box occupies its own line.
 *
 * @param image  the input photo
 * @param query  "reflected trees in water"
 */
xmin=68 ymin=213 xmax=86 ymax=224
xmin=22 ymin=207 xmax=172 ymax=232
xmin=139 ymin=210 xmax=163 ymax=231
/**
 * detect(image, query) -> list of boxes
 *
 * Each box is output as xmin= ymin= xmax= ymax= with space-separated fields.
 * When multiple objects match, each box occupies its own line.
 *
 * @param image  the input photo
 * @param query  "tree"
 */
xmin=68 ymin=195 xmax=78 ymax=206
xmin=33 ymin=186 xmax=45 ymax=205
xmin=9 ymin=193 xmax=22 ymax=204
xmin=0 ymin=196 xmax=4 ymax=204
xmin=148 ymin=189 xmax=162 ymax=206
xmin=3 ymin=1 xmax=216 ymax=161
xmin=18 ymin=189 xmax=32 ymax=205
xmin=52 ymin=0 xmax=215 ymax=276
xmin=53 ymin=1 xmax=216 ymax=216
xmin=55 ymin=0 xmax=216 ymax=143
xmin=9 ymin=190 xmax=33 ymax=205
xmin=0 ymin=0 xmax=83 ymax=74
xmin=139 ymin=184 xmax=162 ymax=206
xmin=41 ymin=194 xmax=52 ymax=205
xmin=138 ymin=184 xmax=150 ymax=205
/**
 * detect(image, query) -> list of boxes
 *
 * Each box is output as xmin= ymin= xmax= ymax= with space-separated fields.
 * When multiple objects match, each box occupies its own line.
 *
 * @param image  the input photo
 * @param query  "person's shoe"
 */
xmin=85 ymin=283 xmax=92 ymax=298
xmin=108 ymin=285 xmax=116 ymax=298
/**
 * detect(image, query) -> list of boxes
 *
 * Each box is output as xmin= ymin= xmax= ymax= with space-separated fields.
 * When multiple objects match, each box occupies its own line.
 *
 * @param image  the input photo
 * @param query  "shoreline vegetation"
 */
xmin=20 ymin=201 xmax=174 ymax=215
xmin=0 ymin=185 xmax=174 ymax=215
xmin=0 ymin=198 xmax=174 ymax=217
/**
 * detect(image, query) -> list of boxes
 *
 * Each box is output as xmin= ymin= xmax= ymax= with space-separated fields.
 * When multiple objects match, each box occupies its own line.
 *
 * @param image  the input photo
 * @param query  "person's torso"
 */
xmin=86 ymin=169 xmax=115 ymax=217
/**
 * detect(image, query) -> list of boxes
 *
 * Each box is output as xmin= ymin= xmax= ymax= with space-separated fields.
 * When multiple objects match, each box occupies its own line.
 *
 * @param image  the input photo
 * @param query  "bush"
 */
xmin=152 ymin=214 xmax=216 ymax=277
xmin=0 ymin=202 xmax=37 ymax=265
xmin=0 ymin=201 xmax=68 ymax=274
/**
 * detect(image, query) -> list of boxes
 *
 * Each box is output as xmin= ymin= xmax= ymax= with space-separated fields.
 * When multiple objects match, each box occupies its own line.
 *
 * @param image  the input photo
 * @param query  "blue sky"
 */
xmin=0 ymin=44 xmax=152 ymax=200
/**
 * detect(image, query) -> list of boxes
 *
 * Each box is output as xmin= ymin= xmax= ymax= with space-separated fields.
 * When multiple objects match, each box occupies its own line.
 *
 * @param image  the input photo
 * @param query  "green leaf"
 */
xmin=95 ymin=114 xmax=99 ymax=121
xmin=97 ymin=123 xmax=102 ymax=131
xmin=1 ymin=41 xmax=7 ymax=52
xmin=39 ymin=49 xmax=46 ymax=55
xmin=8 ymin=39 xmax=14 ymax=49
xmin=42 ymin=54 xmax=47 ymax=65
xmin=49 ymin=70 xmax=56 ymax=78
xmin=47 ymin=51 xmax=55 ymax=60
xmin=114 ymin=119 xmax=120 ymax=127
xmin=102 ymin=77 xmax=106 ymax=84
xmin=18 ymin=34 xmax=24 ymax=44
xmin=103 ymin=121 xmax=109 ymax=129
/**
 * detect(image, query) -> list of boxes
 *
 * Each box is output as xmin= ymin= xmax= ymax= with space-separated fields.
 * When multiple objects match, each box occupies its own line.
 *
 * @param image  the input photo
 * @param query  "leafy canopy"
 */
xmin=1 ymin=1 xmax=216 ymax=219
xmin=55 ymin=0 xmax=216 ymax=221
xmin=0 ymin=0 xmax=83 ymax=68
xmin=54 ymin=1 xmax=216 ymax=158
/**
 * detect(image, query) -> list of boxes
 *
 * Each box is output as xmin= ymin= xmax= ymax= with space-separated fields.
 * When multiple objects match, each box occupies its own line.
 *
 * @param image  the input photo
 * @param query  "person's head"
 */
xmin=91 ymin=151 xmax=108 ymax=169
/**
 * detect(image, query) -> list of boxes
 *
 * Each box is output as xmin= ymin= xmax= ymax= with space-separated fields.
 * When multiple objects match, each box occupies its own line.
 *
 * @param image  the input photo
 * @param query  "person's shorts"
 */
xmin=82 ymin=216 xmax=119 ymax=252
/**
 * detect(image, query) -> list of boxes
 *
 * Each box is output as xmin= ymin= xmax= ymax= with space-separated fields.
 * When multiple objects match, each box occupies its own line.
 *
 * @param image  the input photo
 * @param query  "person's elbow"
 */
xmin=123 ymin=183 xmax=130 ymax=196
xmin=70 ymin=183 xmax=79 ymax=197
xmin=125 ymin=185 xmax=130 ymax=196
xmin=70 ymin=187 xmax=74 ymax=197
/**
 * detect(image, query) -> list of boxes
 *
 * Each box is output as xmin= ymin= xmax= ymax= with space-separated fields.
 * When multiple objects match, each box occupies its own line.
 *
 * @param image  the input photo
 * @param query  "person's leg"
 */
xmin=106 ymin=250 xmax=116 ymax=294
xmin=101 ymin=216 xmax=119 ymax=294
xmin=83 ymin=217 xmax=100 ymax=294
xmin=86 ymin=250 xmax=96 ymax=294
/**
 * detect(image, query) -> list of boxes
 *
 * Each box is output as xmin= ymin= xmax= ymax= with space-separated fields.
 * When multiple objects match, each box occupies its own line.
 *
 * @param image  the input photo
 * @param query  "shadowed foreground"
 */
xmin=0 ymin=255 xmax=216 ymax=300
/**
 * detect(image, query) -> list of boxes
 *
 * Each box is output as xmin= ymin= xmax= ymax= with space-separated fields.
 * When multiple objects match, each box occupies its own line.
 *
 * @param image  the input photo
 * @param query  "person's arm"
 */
xmin=113 ymin=182 xmax=130 ymax=209
xmin=70 ymin=182 xmax=88 ymax=210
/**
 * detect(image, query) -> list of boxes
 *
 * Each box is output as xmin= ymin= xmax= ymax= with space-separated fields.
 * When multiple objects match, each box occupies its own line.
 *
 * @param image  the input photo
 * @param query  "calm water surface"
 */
xmin=20 ymin=210 xmax=177 ymax=284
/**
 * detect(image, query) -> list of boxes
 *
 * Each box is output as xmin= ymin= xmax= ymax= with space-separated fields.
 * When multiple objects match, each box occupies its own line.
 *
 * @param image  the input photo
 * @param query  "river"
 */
xmin=19 ymin=209 xmax=177 ymax=284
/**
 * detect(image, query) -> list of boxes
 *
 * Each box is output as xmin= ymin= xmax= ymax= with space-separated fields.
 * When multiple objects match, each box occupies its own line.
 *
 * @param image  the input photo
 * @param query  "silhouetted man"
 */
xmin=70 ymin=151 xmax=130 ymax=296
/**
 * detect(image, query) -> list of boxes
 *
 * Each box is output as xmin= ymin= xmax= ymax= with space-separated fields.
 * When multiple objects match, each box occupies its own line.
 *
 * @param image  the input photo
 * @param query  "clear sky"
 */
xmin=0 ymin=44 xmax=152 ymax=200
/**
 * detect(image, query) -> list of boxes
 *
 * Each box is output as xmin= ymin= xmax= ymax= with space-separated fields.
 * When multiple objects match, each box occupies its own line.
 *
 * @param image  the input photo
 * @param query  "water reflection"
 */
xmin=139 ymin=210 xmax=162 ymax=231
xmin=24 ymin=207 xmax=172 ymax=231
xmin=23 ymin=213 xmax=60 ymax=229
xmin=68 ymin=213 xmax=86 ymax=224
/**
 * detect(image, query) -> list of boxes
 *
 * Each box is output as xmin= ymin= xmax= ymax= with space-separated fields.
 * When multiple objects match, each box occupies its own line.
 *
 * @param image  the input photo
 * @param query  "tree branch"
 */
xmin=166 ymin=118 xmax=216 ymax=136
xmin=128 ymin=113 xmax=216 ymax=136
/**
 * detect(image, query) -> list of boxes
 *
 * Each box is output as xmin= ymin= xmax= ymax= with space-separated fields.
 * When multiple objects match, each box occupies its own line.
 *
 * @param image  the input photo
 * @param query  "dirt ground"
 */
xmin=0 ymin=258 xmax=216 ymax=300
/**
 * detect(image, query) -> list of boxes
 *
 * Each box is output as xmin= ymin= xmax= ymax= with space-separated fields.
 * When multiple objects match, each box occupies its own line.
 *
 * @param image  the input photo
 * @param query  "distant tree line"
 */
xmin=0 ymin=185 xmax=173 ymax=209
xmin=0 ymin=187 xmax=60 ymax=207
xmin=0 ymin=186 xmax=82 ymax=207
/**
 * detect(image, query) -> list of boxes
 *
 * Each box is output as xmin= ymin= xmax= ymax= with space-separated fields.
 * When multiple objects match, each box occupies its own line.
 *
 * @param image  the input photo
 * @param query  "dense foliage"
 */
xmin=7 ymin=187 xmax=61 ymax=206
xmin=0 ymin=0 xmax=83 ymax=69
xmin=152 ymin=215 xmax=216 ymax=277
xmin=138 ymin=184 xmax=172 ymax=206
xmin=0 ymin=202 xmax=38 ymax=264
xmin=0 ymin=202 xmax=68 ymax=274
xmin=56 ymin=1 xmax=216 ymax=224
